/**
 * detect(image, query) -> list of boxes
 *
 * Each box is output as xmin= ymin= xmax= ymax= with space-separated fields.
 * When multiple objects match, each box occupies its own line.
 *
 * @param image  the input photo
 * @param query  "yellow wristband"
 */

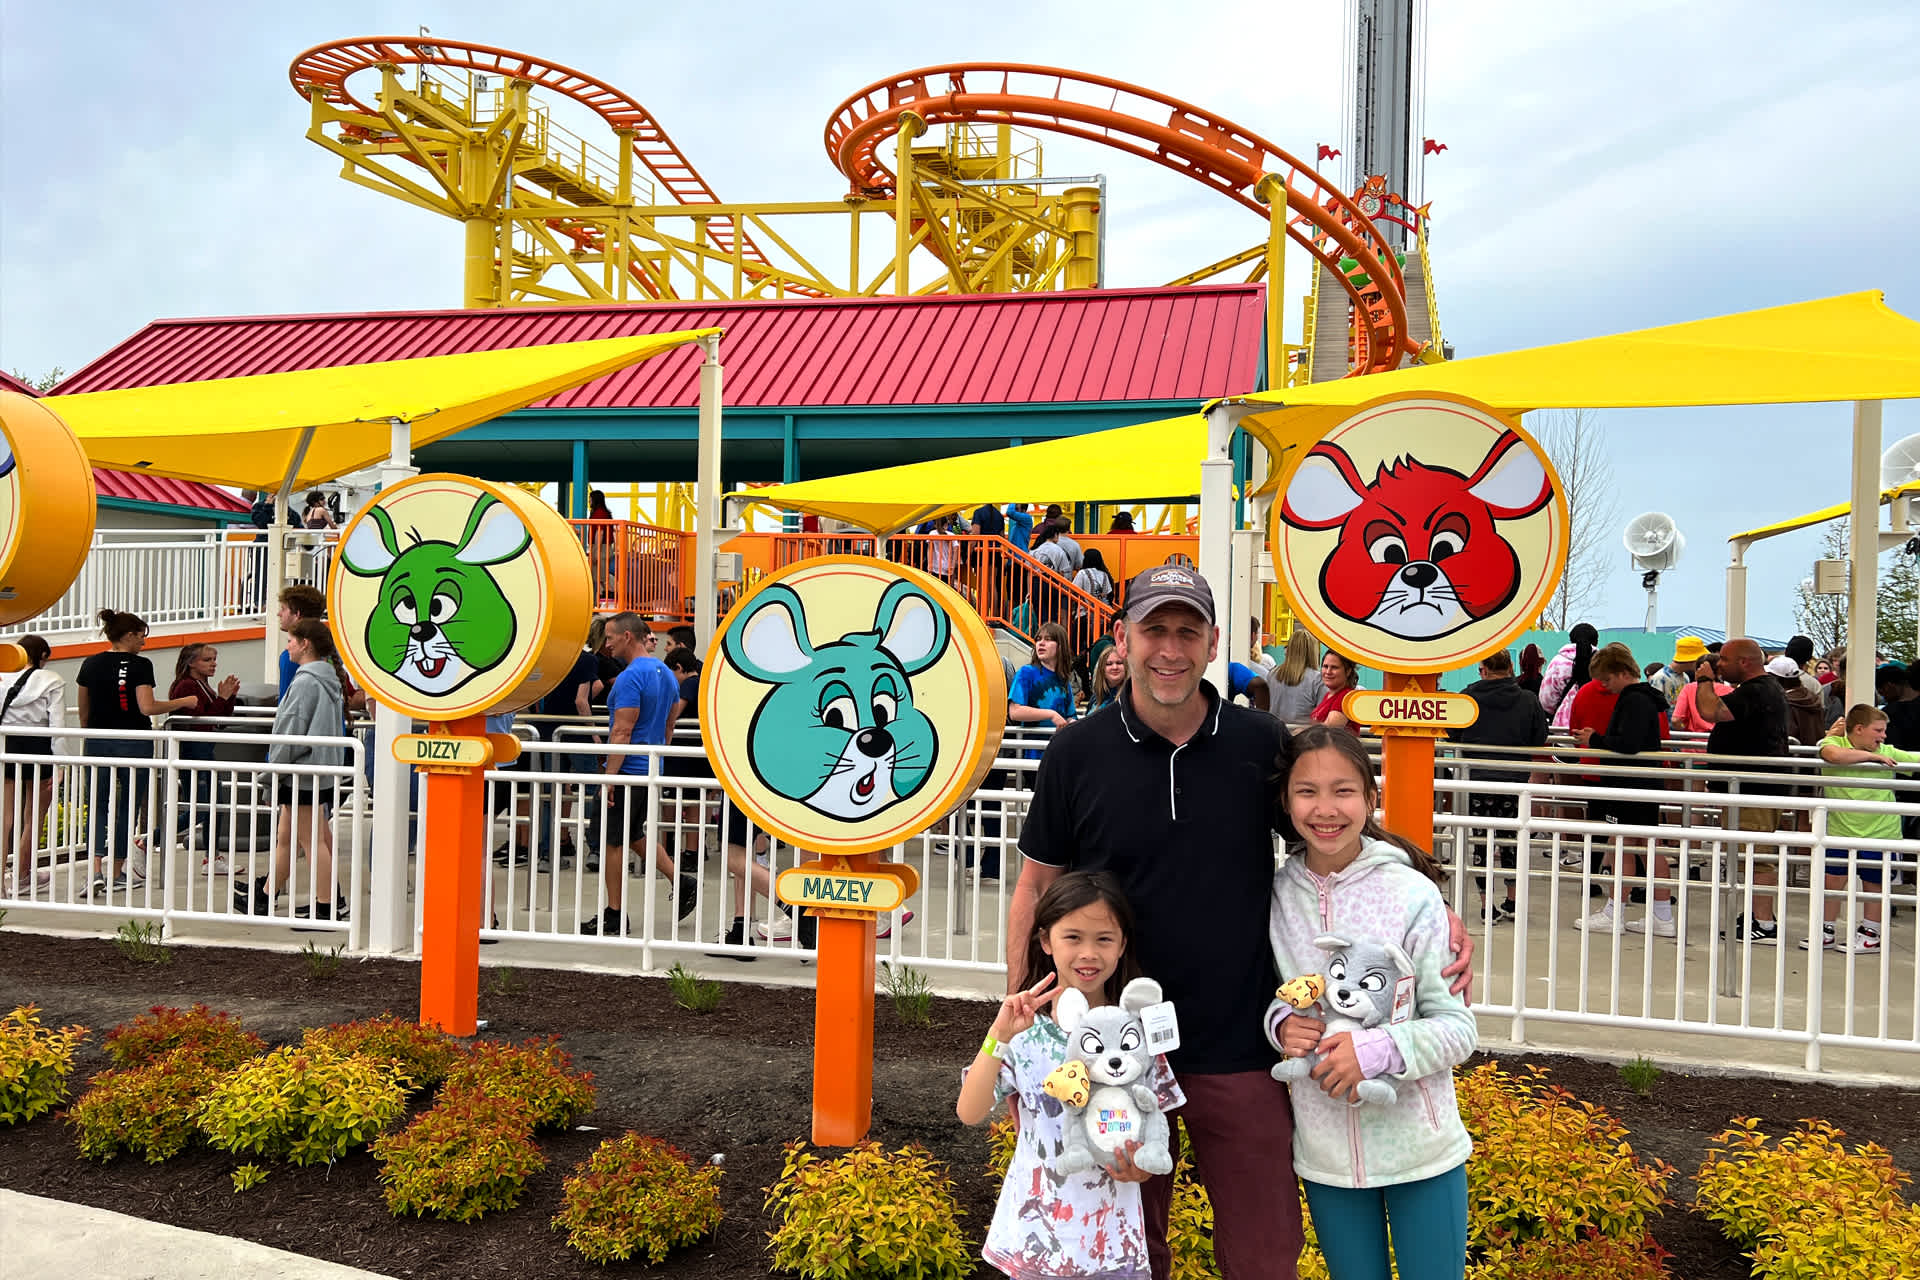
xmin=980 ymin=1034 xmax=1008 ymax=1061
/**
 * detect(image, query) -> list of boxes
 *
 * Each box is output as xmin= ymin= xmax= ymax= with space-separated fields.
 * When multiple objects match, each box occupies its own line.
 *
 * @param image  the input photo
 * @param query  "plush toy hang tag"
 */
xmin=1390 ymin=976 xmax=1417 ymax=1026
xmin=1140 ymin=1001 xmax=1180 ymax=1054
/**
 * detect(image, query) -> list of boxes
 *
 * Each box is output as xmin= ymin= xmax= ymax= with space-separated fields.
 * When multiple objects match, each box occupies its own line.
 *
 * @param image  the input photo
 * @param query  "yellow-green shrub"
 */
xmin=69 ymin=1049 xmax=224 ymax=1162
xmin=1695 ymin=1118 xmax=1912 ymax=1254
xmin=196 ymin=1044 xmax=406 ymax=1165
xmin=1751 ymin=1198 xmax=1920 ymax=1280
xmin=1456 ymin=1062 xmax=1670 ymax=1250
xmin=765 ymin=1141 xmax=970 ymax=1279
xmin=303 ymin=1014 xmax=458 ymax=1093
xmin=984 ymin=1112 xmax=1016 ymax=1181
xmin=552 ymin=1133 xmax=724 ymax=1263
xmin=373 ymin=1091 xmax=545 ymax=1222
xmin=438 ymin=1037 xmax=594 ymax=1129
xmin=0 ymin=1005 xmax=87 ymax=1125
xmin=104 ymin=1004 xmax=261 ymax=1070
xmin=1467 ymin=1230 xmax=1670 ymax=1278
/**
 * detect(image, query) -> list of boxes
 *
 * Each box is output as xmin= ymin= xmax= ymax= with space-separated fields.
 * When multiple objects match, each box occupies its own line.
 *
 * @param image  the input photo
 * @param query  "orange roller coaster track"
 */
xmin=825 ymin=65 xmax=1417 ymax=375
xmin=289 ymin=36 xmax=806 ymax=293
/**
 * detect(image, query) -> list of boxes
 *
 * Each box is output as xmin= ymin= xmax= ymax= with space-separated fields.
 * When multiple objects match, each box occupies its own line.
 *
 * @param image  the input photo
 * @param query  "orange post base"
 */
xmin=810 ymin=909 xmax=878 ymax=1146
xmin=1379 ymin=673 xmax=1438 ymax=851
xmin=419 ymin=714 xmax=488 ymax=1037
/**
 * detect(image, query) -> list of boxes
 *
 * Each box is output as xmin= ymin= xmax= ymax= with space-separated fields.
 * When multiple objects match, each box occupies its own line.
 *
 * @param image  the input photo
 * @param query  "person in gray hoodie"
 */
xmin=235 ymin=618 xmax=348 ymax=921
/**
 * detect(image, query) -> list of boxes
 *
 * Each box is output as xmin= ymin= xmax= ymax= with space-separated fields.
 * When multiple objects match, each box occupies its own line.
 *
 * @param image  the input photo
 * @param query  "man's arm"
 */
xmin=603 ymin=707 xmax=638 ymax=775
xmin=1692 ymin=673 xmax=1734 ymax=724
xmin=1005 ymin=860 xmax=1064 ymax=992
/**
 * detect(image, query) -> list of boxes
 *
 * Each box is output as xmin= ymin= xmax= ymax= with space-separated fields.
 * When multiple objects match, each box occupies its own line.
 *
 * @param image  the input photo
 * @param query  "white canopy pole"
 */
xmin=1200 ymin=401 xmax=1246 ymax=694
xmin=694 ymin=335 xmax=724 ymax=648
xmin=367 ymin=417 xmax=418 ymax=956
xmin=1846 ymin=400 xmax=1882 ymax=711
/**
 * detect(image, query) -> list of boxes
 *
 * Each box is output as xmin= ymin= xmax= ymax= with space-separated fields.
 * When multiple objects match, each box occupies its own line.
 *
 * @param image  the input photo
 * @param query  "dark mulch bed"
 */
xmin=3 ymin=930 xmax=1916 ymax=1279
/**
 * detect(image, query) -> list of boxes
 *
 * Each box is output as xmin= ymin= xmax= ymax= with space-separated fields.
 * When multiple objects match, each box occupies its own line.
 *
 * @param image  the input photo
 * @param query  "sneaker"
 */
xmin=1626 ymin=913 xmax=1677 ymax=938
xmin=579 ymin=906 xmax=627 ymax=937
xmin=754 ymin=911 xmax=795 ymax=942
xmin=232 ymin=876 xmax=271 ymax=916
xmin=491 ymin=844 xmax=527 ymax=867
xmin=1847 ymin=927 xmax=1882 ymax=955
xmin=108 ymin=870 xmax=143 ymax=892
xmin=1798 ymin=924 xmax=1838 ymax=952
xmin=1575 ymin=906 xmax=1620 ymax=932
xmin=676 ymin=872 xmax=700 ymax=922
xmin=874 ymin=909 xmax=914 ymax=940
xmin=1722 ymin=915 xmax=1778 ymax=946
xmin=201 ymin=854 xmax=230 ymax=875
xmin=1559 ymin=849 xmax=1585 ymax=868
xmin=1483 ymin=900 xmax=1514 ymax=925
xmin=293 ymin=897 xmax=350 ymax=922
xmin=711 ymin=918 xmax=757 ymax=962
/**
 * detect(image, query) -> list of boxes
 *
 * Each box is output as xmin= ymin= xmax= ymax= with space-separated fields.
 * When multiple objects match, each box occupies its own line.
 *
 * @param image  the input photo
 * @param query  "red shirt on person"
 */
xmin=1568 ymin=680 xmax=1619 ymax=782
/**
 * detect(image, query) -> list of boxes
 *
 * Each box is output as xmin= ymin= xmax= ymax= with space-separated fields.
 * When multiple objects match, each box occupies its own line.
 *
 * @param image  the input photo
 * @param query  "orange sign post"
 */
xmin=1275 ymin=394 xmax=1568 ymax=847
xmin=331 ymin=474 xmax=589 ymax=1036
xmin=703 ymin=557 xmax=1004 ymax=1144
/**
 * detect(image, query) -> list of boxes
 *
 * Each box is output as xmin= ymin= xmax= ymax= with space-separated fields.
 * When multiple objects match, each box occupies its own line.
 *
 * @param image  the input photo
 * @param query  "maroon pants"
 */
xmin=1143 ymin=1069 xmax=1303 ymax=1280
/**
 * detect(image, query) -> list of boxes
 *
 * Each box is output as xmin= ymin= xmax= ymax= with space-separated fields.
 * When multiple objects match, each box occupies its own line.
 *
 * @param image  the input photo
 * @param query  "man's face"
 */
xmin=1117 ymin=605 xmax=1218 ymax=710
xmin=1721 ymin=642 xmax=1763 ymax=683
xmin=277 ymin=602 xmax=298 ymax=630
xmin=606 ymin=625 xmax=645 ymax=663
xmin=1598 ymin=670 xmax=1635 ymax=695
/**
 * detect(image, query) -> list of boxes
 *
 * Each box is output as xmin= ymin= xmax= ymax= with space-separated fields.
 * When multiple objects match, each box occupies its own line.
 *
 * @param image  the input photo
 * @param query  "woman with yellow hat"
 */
xmin=1670 ymin=637 xmax=1732 ymax=736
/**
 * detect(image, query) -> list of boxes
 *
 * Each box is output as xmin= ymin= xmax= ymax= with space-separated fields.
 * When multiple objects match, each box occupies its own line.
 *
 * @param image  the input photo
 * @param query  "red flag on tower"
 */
xmin=1422 ymin=138 xmax=1448 ymax=156
xmin=1316 ymin=144 xmax=1341 ymax=163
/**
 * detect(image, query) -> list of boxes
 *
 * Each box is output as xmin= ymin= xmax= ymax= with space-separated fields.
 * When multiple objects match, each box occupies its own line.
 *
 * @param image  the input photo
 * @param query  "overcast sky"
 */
xmin=3 ymin=0 xmax=1917 ymax=641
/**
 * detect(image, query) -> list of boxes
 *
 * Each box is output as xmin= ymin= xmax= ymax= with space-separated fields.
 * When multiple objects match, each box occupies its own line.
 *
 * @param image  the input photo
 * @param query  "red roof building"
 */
xmin=58 ymin=285 xmax=1267 ymax=492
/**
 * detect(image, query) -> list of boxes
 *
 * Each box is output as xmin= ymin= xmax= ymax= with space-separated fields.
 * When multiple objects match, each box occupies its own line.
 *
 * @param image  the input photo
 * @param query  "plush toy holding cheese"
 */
xmin=1041 ymin=977 xmax=1174 ymax=1177
xmin=1265 ymin=934 xmax=1414 ymax=1106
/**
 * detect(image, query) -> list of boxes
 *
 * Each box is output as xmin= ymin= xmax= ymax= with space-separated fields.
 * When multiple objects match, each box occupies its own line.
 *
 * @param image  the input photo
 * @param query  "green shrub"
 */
xmin=104 ymin=1004 xmax=262 ymax=1070
xmin=1468 ymin=1229 xmax=1671 ymax=1278
xmin=1695 ymin=1118 xmax=1911 ymax=1252
xmin=880 ymin=961 xmax=933 ymax=1028
xmin=667 ymin=962 xmax=724 ymax=1013
xmin=1166 ymin=1126 xmax=1223 ymax=1280
xmin=301 ymin=939 xmax=344 ymax=979
xmin=231 ymin=1163 xmax=268 ymax=1192
xmin=1751 ymin=1198 xmax=1920 ymax=1280
xmin=438 ymin=1038 xmax=595 ymax=1130
xmin=0 ymin=1005 xmax=88 ymax=1125
xmin=112 ymin=920 xmax=171 ymax=964
xmin=196 ymin=1044 xmax=406 ymax=1165
xmin=69 ymin=1049 xmax=225 ymax=1162
xmin=765 ymin=1141 xmax=970 ymax=1279
xmin=984 ymin=1113 xmax=1015 ymax=1181
xmin=1456 ymin=1062 xmax=1670 ymax=1250
xmin=1617 ymin=1055 xmax=1661 ymax=1098
xmin=553 ymin=1133 xmax=724 ymax=1263
xmin=303 ymin=1015 xmax=459 ymax=1092
xmin=373 ymin=1092 xmax=545 ymax=1222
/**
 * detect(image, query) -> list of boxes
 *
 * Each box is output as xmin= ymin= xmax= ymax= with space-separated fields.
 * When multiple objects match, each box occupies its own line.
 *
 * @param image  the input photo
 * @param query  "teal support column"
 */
xmin=570 ymin=440 xmax=589 ymax=517
xmin=1231 ymin=431 xmax=1249 ymax=526
xmin=782 ymin=414 xmax=799 ymax=531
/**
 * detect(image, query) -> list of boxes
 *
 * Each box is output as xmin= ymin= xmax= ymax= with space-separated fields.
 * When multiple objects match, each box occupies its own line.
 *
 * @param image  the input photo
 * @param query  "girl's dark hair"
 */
xmin=1033 ymin=621 xmax=1073 ymax=679
xmin=287 ymin=617 xmax=337 ymax=662
xmin=1519 ymin=643 xmax=1544 ymax=677
xmin=1569 ymin=622 xmax=1599 ymax=688
xmin=175 ymin=643 xmax=210 ymax=681
xmin=15 ymin=635 xmax=50 ymax=669
xmin=97 ymin=610 xmax=148 ymax=644
xmin=1282 ymin=724 xmax=1446 ymax=887
xmin=1017 ymin=871 xmax=1144 ymax=1005
xmin=1081 ymin=548 xmax=1108 ymax=575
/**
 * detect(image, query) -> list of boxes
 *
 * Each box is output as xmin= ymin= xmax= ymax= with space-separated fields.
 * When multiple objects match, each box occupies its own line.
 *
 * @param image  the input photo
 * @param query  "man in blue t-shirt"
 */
xmin=583 ymin=612 xmax=698 ymax=936
xmin=1003 ymin=503 xmax=1034 ymax=553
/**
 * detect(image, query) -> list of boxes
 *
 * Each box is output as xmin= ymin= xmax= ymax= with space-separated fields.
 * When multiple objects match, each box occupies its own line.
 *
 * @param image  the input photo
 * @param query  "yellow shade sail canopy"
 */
xmin=1729 ymin=480 xmax=1920 ymax=543
xmin=1237 ymin=291 xmax=1920 ymax=494
xmin=732 ymin=414 xmax=1209 ymax=536
xmin=45 ymin=331 xmax=719 ymax=493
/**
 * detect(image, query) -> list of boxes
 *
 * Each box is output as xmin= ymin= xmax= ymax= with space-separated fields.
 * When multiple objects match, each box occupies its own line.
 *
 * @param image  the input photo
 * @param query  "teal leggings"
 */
xmin=1300 ymin=1164 xmax=1468 ymax=1280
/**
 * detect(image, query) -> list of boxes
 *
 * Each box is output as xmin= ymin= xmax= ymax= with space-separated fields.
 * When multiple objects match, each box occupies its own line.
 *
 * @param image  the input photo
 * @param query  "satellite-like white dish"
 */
xmin=1623 ymin=511 xmax=1685 ymax=572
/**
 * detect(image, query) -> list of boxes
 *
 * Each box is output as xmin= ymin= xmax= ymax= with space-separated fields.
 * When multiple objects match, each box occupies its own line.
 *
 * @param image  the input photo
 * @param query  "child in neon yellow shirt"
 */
xmin=1811 ymin=704 xmax=1920 ymax=954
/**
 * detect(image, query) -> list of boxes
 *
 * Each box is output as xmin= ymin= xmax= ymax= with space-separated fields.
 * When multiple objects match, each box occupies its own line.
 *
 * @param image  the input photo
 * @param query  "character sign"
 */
xmin=1276 ymin=394 xmax=1567 ymax=673
xmin=0 ymin=391 xmax=97 ymax=633
xmin=703 ymin=557 xmax=1006 ymax=856
xmin=330 ymin=474 xmax=591 ymax=720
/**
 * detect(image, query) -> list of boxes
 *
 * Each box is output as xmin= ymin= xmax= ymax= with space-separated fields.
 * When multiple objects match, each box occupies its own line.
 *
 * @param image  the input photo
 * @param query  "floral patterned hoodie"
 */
xmin=1266 ymin=836 xmax=1476 ymax=1189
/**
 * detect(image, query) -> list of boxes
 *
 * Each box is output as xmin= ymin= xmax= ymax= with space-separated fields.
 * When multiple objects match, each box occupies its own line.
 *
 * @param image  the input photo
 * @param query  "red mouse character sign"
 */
xmin=1275 ymin=394 xmax=1567 ymax=674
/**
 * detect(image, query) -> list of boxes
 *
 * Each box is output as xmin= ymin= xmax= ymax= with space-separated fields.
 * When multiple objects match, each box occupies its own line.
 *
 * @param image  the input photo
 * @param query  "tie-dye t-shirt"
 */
xmin=979 ymin=1018 xmax=1150 ymax=1279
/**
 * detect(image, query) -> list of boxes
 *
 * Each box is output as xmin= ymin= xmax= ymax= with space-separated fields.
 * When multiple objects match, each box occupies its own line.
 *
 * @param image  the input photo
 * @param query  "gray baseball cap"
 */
xmin=1125 ymin=564 xmax=1216 ymax=625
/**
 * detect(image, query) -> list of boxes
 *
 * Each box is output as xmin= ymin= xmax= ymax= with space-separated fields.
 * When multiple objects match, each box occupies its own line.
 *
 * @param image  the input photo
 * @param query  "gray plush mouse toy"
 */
xmin=1042 ymin=977 xmax=1175 ymax=1177
xmin=1266 ymin=933 xmax=1415 ymax=1106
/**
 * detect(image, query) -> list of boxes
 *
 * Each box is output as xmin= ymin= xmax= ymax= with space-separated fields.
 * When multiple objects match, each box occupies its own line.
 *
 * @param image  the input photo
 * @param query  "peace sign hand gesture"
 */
xmin=990 ymin=973 xmax=1062 ymax=1041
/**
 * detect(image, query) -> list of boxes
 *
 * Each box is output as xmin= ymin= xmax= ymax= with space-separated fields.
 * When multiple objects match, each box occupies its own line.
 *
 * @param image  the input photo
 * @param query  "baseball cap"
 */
xmin=1125 ymin=564 xmax=1216 ymax=625
xmin=1765 ymin=656 xmax=1800 ymax=678
xmin=1671 ymin=635 xmax=1709 ymax=665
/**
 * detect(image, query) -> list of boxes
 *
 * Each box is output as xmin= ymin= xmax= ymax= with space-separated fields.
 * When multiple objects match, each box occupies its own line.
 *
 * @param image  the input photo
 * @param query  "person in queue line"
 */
xmin=1516 ymin=642 xmax=1545 ymax=695
xmin=1822 ymin=653 xmax=1849 ymax=728
xmin=1452 ymin=648 xmax=1547 ymax=923
xmin=1538 ymin=621 xmax=1599 ymax=731
xmin=1070 ymin=548 xmax=1116 ymax=694
xmin=78 ymin=610 xmax=198 ymax=893
xmin=1107 ymin=509 xmax=1135 ymax=533
xmin=1767 ymin=654 xmax=1828 ymax=747
xmin=1247 ymin=616 xmax=1276 ymax=675
xmin=1809 ymin=704 xmax=1920 ymax=955
xmin=1311 ymin=651 xmax=1360 ymax=730
xmin=158 ymin=642 xmax=241 ymax=871
xmin=1667 ymin=637 xmax=1727 ymax=734
xmin=274 ymin=587 xmax=367 ymax=719
xmin=1044 ymin=504 xmax=1084 ymax=572
xmin=1004 ymin=502 xmax=1035 ymax=554
xmin=1089 ymin=643 xmax=1128 ymax=711
xmin=1693 ymin=638 xmax=1793 ymax=944
xmin=582 ymin=613 xmax=697 ymax=938
xmin=1647 ymin=654 xmax=1686 ymax=705
xmin=1009 ymin=622 xmax=1077 ymax=732
xmin=235 ymin=618 xmax=349 ymax=921
xmin=1264 ymin=628 xmax=1326 ymax=725
xmin=0 ymin=635 xmax=65 ymax=895
xmin=1872 ymin=662 xmax=1920 ymax=751
xmin=1572 ymin=645 xmax=1677 ymax=937
xmin=1012 ymin=563 xmax=1475 ymax=1280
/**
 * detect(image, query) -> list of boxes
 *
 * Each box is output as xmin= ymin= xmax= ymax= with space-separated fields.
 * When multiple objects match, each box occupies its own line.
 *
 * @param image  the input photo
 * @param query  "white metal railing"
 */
xmin=25 ymin=527 xmax=339 ymax=639
xmin=5 ymin=717 xmax=1915 ymax=1074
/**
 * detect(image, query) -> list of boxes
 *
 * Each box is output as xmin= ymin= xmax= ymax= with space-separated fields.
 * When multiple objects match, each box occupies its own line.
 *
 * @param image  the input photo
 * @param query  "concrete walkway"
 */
xmin=0 ymin=1190 xmax=393 ymax=1280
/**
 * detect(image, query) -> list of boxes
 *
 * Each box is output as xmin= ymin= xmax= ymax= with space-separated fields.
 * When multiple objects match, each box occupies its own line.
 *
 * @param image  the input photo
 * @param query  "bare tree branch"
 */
xmin=1530 ymin=408 xmax=1621 ymax=630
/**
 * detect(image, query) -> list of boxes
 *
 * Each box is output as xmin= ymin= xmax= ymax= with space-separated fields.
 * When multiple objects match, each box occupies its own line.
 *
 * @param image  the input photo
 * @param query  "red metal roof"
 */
xmin=56 ymin=286 xmax=1265 ymax=407
xmin=2 ymin=365 xmax=248 ymax=515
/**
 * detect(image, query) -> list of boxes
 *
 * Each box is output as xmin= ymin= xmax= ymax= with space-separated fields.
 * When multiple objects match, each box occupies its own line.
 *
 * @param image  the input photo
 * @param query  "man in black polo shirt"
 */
xmin=1694 ymin=637 xmax=1792 ymax=943
xmin=1014 ymin=566 xmax=1474 ymax=1280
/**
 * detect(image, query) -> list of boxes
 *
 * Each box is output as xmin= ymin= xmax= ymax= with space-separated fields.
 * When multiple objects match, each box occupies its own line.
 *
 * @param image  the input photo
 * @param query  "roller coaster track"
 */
xmin=288 ymin=37 xmax=808 ymax=294
xmin=825 ymin=65 xmax=1417 ymax=376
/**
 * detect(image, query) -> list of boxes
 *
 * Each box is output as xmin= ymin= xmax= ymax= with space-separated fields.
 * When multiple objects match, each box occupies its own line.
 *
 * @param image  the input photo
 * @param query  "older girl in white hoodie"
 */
xmin=1265 ymin=724 xmax=1477 ymax=1280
